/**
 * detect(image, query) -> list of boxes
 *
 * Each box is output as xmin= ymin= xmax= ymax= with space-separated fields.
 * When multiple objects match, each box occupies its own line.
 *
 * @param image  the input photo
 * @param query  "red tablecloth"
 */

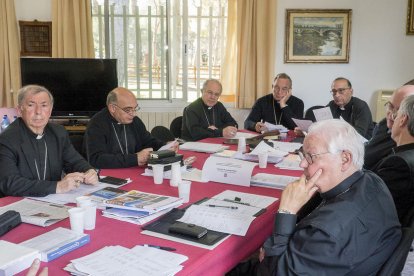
xmin=1 ymin=135 xmax=302 ymax=276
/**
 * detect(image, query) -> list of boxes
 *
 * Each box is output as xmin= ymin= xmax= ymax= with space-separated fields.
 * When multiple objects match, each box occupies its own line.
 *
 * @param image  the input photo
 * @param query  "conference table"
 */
xmin=1 ymin=134 xmax=303 ymax=275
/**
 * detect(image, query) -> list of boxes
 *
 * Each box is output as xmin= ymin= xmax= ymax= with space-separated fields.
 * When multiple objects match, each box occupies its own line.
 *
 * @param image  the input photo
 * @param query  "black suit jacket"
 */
xmin=374 ymin=143 xmax=414 ymax=222
xmin=0 ymin=118 xmax=92 ymax=197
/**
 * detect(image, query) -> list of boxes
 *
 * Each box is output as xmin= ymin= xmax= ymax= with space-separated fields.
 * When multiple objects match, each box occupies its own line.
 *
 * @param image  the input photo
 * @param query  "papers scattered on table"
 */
xmin=233 ymin=132 xmax=257 ymax=139
xmin=213 ymin=150 xmax=284 ymax=164
xmin=180 ymin=142 xmax=229 ymax=153
xmin=248 ymin=141 xmax=288 ymax=161
xmin=213 ymin=190 xmax=277 ymax=209
xmin=251 ymin=173 xmax=299 ymax=190
xmin=201 ymin=156 xmax=256 ymax=186
xmin=275 ymin=154 xmax=303 ymax=170
xmin=20 ymin=227 xmax=89 ymax=262
xmin=177 ymin=204 xmax=255 ymax=236
xmin=0 ymin=198 xmax=70 ymax=227
xmin=64 ymin=245 xmax=188 ymax=276
xmin=28 ymin=179 xmax=131 ymax=205
xmin=102 ymin=207 xmax=172 ymax=225
xmin=270 ymin=140 xmax=302 ymax=153
xmin=263 ymin=122 xmax=288 ymax=133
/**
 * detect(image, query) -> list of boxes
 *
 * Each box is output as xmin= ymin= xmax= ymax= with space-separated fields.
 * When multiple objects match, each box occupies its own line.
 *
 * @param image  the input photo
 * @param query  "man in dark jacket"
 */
xmin=373 ymin=94 xmax=414 ymax=225
xmin=0 ymin=85 xmax=98 ymax=197
xmin=244 ymin=73 xmax=304 ymax=132
xmin=182 ymin=79 xmax=238 ymax=141
xmin=86 ymin=87 xmax=178 ymax=168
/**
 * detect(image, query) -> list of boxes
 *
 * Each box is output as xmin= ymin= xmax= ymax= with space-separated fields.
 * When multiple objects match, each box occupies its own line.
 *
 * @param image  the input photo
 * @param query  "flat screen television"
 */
xmin=20 ymin=58 xmax=118 ymax=118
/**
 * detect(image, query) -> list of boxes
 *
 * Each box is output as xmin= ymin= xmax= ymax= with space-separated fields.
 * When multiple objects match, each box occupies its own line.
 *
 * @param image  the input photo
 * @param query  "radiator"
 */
xmin=137 ymin=112 xmax=183 ymax=131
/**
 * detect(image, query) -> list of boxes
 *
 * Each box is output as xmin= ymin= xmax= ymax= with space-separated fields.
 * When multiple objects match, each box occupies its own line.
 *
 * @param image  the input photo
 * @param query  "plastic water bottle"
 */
xmin=1 ymin=115 xmax=10 ymax=133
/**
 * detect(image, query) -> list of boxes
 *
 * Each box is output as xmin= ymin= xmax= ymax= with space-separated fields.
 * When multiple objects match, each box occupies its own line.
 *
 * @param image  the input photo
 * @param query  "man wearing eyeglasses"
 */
xmin=364 ymin=85 xmax=414 ymax=171
xmin=0 ymin=85 xmax=98 ymax=197
xmin=182 ymin=79 xmax=238 ymax=141
xmin=327 ymin=77 xmax=374 ymax=139
xmin=229 ymin=119 xmax=401 ymax=275
xmin=244 ymin=73 xmax=304 ymax=132
xmin=86 ymin=87 xmax=176 ymax=168
xmin=371 ymin=94 xmax=414 ymax=226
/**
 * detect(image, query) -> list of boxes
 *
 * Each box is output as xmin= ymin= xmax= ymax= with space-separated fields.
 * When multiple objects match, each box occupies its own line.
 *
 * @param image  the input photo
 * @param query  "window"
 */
xmin=91 ymin=0 xmax=228 ymax=103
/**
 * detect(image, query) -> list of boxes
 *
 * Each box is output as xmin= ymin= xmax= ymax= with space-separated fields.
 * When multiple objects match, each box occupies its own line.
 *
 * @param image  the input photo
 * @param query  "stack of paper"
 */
xmin=20 ymin=227 xmax=90 ymax=262
xmin=251 ymin=173 xmax=299 ymax=189
xmin=0 ymin=198 xmax=70 ymax=227
xmin=102 ymin=207 xmax=172 ymax=225
xmin=269 ymin=141 xmax=302 ymax=152
xmin=64 ymin=245 xmax=188 ymax=276
xmin=263 ymin=122 xmax=288 ymax=133
xmin=0 ymin=241 xmax=40 ymax=276
xmin=276 ymin=154 xmax=303 ymax=171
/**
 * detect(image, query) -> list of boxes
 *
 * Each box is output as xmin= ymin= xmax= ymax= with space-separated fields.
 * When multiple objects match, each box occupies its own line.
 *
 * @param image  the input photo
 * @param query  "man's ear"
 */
xmin=17 ymin=106 xmax=23 ymax=116
xmin=399 ymin=114 xmax=408 ymax=127
xmin=341 ymin=150 xmax=353 ymax=171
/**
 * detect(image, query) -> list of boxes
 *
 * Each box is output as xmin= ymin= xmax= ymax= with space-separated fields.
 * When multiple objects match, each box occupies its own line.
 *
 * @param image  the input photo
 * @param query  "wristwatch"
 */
xmin=277 ymin=208 xmax=292 ymax=214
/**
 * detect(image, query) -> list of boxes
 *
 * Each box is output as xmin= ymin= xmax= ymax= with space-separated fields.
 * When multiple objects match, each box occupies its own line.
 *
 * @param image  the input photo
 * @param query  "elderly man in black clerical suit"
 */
xmin=0 ymin=85 xmax=98 ymax=197
xmin=182 ymin=79 xmax=238 ymax=141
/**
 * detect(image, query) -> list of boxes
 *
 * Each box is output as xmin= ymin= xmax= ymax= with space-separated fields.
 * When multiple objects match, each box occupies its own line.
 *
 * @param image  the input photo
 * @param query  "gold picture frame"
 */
xmin=285 ymin=9 xmax=352 ymax=63
xmin=407 ymin=0 xmax=414 ymax=35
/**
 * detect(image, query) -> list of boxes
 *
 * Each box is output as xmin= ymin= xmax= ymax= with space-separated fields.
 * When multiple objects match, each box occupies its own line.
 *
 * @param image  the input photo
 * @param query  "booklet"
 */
xmin=102 ymin=190 xmax=183 ymax=214
xmin=0 ymin=198 xmax=70 ymax=227
xmin=0 ymin=241 xmax=40 ymax=276
xmin=20 ymin=227 xmax=90 ymax=262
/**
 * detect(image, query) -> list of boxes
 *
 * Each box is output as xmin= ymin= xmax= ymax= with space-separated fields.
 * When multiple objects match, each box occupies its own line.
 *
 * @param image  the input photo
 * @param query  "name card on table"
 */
xmin=201 ymin=156 xmax=256 ymax=187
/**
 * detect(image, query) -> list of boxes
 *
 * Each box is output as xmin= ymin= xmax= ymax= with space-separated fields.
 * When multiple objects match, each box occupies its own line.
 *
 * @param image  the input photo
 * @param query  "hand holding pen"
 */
xmin=255 ymin=119 xmax=266 ymax=133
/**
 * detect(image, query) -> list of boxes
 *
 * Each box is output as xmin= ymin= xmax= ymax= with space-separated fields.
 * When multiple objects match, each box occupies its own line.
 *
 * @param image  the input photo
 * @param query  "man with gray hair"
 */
xmin=230 ymin=119 xmax=401 ymax=275
xmin=0 ymin=85 xmax=98 ymax=197
xmin=373 ymin=94 xmax=414 ymax=225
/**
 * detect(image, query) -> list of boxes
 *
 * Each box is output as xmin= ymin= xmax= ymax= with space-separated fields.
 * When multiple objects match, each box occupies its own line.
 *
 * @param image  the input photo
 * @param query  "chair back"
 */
xmin=151 ymin=126 xmax=175 ymax=143
xmin=304 ymin=105 xmax=325 ymax=122
xmin=170 ymin=116 xmax=183 ymax=138
xmin=377 ymin=227 xmax=414 ymax=276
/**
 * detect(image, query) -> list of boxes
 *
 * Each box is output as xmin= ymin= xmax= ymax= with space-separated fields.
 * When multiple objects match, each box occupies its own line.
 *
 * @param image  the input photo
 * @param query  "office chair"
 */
xmin=151 ymin=126 xmax=175 ymax=143
xmin=304 ymin=105 xmax=325 ymax=122
xmin=377 ymin=227 xmax=414 ymax=276
xmin=170 ymin=116 xmax=183 ymax=138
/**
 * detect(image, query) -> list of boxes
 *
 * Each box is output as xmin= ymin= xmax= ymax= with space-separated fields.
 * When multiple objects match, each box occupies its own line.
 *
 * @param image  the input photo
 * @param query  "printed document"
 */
xmin=292 ymin=118 xmax=313 ymax=132
xmin=201 ymin=156 xmax=256 ymax=186
xmin=251 ymin=173 xmax=299 ymax=189
xmin=212 ymin=190 xmax=277 ymax=209
xmin=180 ymin=142 xmax=229 ymax=153
xmin=313 ymin=107 xmax=333 ymax=122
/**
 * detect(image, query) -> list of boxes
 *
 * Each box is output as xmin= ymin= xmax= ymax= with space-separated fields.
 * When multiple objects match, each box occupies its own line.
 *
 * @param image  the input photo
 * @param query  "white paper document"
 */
xmin=177 ymin=204 xmax=255 ymax=236
xmin=180 ymin=142 xmax=229 ymax=153
xmin=212 ymin=190 xmax=277 ymax=209
xmin=201 ymin=156 xmax=256 ymax=186
xmin=0 ymin=198 xmax=70 ymax=227
xmin=263 ymin=122 xmax=288 ymax=133
xmin=249 ymin=141 xmax=289 ymax=157
xmin=292 ymin=118 xmax=313 ymax=132
xmin=313 ymin=106 xmax=333 ymax=122
xmin=233 ymin=132 xmax=257 ymax=139
xmin=275 ymin=154 xmax=304 ymax=171
xmin=251 ymin=173 xmax=299 ymax=189
xmin=213 ymin=150 xmax=284 ymax=164
xmin=65 ymin=245 xmax=187 ymax=276
xmin=270 ymin=141 xmax=303 ymax=153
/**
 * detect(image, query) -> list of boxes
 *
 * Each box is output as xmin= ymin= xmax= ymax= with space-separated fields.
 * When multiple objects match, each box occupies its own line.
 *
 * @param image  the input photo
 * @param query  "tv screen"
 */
xmin=20 ymin=58 xmax=118 ymax=118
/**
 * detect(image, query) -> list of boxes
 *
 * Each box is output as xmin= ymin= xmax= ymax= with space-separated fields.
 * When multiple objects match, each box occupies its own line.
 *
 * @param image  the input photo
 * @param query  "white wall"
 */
xmin=14 ymin=0 xmax=414 ymax=119
xmin=275 ymin=0 xmax=414 ymax=117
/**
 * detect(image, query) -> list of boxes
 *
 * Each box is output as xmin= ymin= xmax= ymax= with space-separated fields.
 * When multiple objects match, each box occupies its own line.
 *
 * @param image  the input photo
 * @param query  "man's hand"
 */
xmin=294 ymin=127 xmax=305 ymax=137
xmin=166 ymin=141 xmax=179 ymax=152
xmin=83 ymin=169 xmax=99 ymax=185
xmin=56 ymin=172 xmax=85 ymax=193
xmin=278 ymin=169 xmax=322 ymax=214
xmin=279 ymin=89 xmax=292 ymax=108
xmin=223 ymin=126 xmax=238 ymax=138
xmin=255 ymin=121 xmax=267 ymax=133
xmin=26 ymin=259 xmax=48 ymax=276
xmin=137 ymin=148 xmax=153 ymax=166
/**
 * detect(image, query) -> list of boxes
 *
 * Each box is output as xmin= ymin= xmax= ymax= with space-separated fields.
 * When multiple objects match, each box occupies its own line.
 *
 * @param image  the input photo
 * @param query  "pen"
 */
xmin=207 ymin=204 xmax=238 ymax=209
xmin=143 ymin=244 xmax=176 ymax=251
xmin=223 ymin=199 xmax=250 ymax=206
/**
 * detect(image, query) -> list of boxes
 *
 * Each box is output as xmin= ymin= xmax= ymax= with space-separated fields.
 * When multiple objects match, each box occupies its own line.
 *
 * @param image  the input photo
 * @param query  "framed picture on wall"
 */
xmin=284 ymin=9 xmax=352 ymax=63
xmin=407 ymin=0 xmax=414 ymax=35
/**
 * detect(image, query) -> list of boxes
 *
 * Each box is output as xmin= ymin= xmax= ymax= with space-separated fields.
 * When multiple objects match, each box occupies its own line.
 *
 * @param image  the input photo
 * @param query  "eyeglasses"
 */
xmin=273 ymin=86 xmax=290 ymax=93
xmin=112 ymin=103 xmax=140 ymax=115
xmin=330 ymin=87 xmax=350 ymax=96
xmin=384 ymin=101 xmax=398 ymax=120
xmin=298 ymin=150 xmax=331 ymax=165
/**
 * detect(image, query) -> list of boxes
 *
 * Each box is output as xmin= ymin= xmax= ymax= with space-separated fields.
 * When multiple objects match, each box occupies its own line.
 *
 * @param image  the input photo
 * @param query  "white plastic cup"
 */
xmin=152 ymin=164 xmax=164 ymax=184
xmin=178 ymin=180 xmax=192 ymax=203
xmin=80 ymin=201 xmax=97 ymax=230
xmin=170 ymin=162 xmax=181 ymax=187
xmin=237 ymin=137 xmax=246 ymax=153
xmin=68 ymin=207 xmax=85 ymax=234
xmin=258 ymin=152 xmax=269 ymax=168
xmin=76 ymin=196 xmax=91 ymax=207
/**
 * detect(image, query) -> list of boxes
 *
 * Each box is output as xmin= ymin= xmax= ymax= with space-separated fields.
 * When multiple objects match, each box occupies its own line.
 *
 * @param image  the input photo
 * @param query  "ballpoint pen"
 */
xmin=207 ymin=204 xmax=238 ymax=209
xmin=223 ymin=199 xmax=250 ymax=206
xmin=143 ymin=244 xmax=176 ymax=251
